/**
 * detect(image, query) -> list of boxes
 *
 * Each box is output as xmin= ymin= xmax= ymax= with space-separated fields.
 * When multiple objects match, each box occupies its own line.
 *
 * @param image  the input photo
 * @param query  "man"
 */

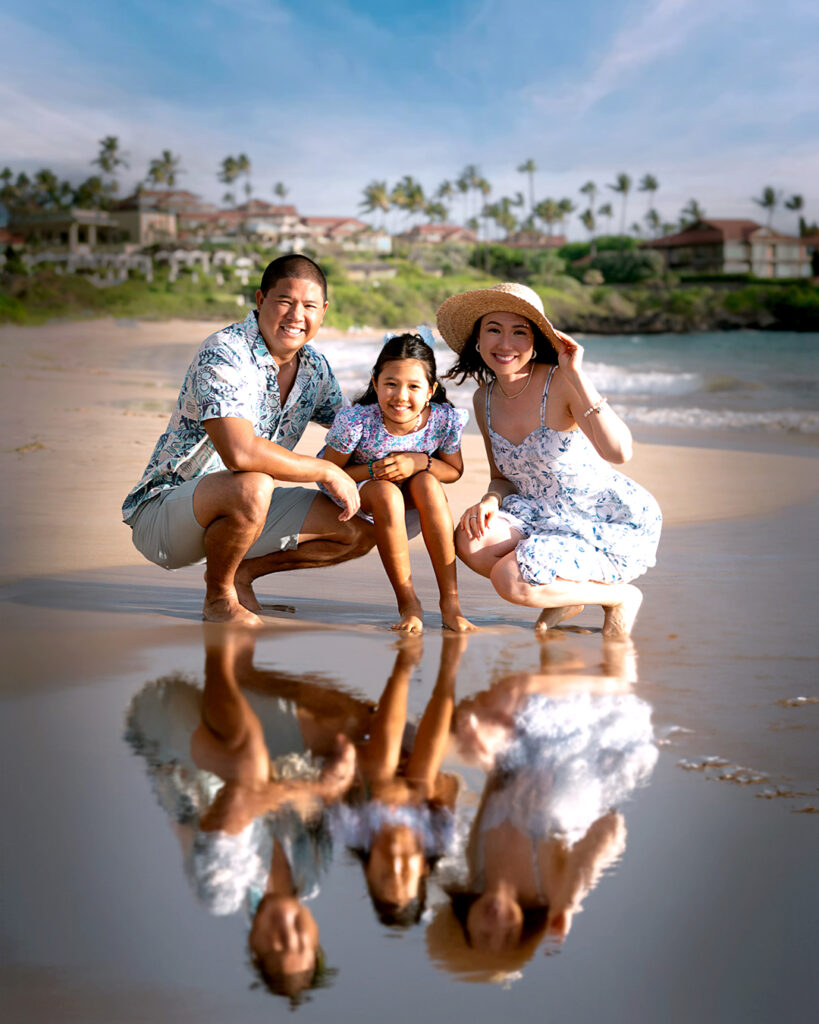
xmin=122 ymin=254 xmax=373 ymax=625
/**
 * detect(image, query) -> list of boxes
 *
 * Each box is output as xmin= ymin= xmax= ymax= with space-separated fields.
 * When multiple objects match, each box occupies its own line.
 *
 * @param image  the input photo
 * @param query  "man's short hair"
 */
xmin=259 ymin=254 xmax=327 ymax=303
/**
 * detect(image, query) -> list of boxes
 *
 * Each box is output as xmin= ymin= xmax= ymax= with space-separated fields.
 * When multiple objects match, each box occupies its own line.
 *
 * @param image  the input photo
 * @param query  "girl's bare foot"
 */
xmin=602 ymin=587 xmax=643 ymax=638
xmin=392 ymin=599 xmax=424 ymax=633
xmin=440 ymin=598 xmax=478 ymax=632
xmin=535 ymin=605 xmax=585 ymax=634
xmin=202 ymin=597 xmax=263 ymax=626
xmin=318 ymin=736 xmax=357 ymax=801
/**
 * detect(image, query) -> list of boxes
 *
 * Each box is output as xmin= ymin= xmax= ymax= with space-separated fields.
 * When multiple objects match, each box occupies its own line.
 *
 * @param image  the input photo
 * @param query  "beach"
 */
xmin=2 ymin=317 xmax=818 ymax=1021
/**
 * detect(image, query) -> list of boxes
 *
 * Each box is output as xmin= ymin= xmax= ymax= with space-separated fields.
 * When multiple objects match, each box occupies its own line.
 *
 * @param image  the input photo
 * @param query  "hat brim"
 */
xmin=436 ymin=288 xmax=561 ymax=354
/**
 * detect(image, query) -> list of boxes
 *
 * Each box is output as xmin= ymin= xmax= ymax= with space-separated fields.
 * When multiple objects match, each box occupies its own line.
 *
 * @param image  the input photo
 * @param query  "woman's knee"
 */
xmin=490 ymin=555 xmax=532 ymax=603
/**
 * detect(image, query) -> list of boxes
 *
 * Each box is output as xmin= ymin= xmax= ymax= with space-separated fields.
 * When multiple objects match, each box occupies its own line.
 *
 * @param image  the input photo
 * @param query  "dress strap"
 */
xmin=540 ymin=365 xmax=558 ymax=426
xmin=485 ymin=379 xmax=495 ymax=430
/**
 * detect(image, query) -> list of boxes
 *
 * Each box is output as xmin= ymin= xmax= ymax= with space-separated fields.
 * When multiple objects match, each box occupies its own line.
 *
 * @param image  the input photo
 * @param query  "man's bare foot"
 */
xmin=392 ymin=600 xmax=424 ymax=633
xmin=232 ymin=568 xmax=263 ymax=612
xmin=535 ymin=605 xmax=585 ymax=634
xmin=440 ymin=598 xmax=478 ymax=632
xmin=202 ymin=595 xmax=263 ymax=626
xmin=602 ymin=587 xmax=643 ymax=638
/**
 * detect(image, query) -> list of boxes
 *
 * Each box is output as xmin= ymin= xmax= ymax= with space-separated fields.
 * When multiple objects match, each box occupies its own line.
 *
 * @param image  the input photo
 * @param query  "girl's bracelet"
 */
xmin=368 ymin=460 xmax=376 ymax=479
xmin=583 ymin=396 xmax=608 ymax=418
xmin=420 ymin=453 xmax=432 ymax=472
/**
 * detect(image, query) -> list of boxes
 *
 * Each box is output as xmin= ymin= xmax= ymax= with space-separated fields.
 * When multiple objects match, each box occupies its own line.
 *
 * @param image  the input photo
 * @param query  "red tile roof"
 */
xmin=645 ymin=219 xmax=803 ymax=248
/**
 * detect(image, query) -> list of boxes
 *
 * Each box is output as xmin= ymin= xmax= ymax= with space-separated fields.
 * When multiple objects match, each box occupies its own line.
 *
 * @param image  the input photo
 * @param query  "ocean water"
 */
xmin=319 ymin=330 xmax=819 ymax=437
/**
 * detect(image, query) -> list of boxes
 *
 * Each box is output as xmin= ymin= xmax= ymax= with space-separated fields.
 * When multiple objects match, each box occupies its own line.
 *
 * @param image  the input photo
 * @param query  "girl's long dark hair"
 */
xmin=443 ymin=316 xmax=558 ymax=387
xmin=355 ymin=333 xmax=453 ymax=407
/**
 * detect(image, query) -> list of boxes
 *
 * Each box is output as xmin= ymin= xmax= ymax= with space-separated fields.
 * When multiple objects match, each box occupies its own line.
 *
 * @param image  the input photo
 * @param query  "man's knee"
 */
xmin=337 ymin=515 xmax=375 ymax=559
xmin=230 ymin=472 xmax=275 ymax=523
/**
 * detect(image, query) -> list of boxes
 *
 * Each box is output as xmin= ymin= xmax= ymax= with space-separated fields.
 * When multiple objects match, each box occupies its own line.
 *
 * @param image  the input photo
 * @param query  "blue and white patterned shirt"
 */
xmin=122 ymin=311 xmax=344 ymax=521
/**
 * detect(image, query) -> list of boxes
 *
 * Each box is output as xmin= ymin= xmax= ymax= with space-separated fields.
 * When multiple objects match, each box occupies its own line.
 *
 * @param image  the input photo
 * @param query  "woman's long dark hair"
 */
xmin=443 ymin=316 xmax=558 ymax=387
xmin=355 ymin=333 xmax=453 ymax=407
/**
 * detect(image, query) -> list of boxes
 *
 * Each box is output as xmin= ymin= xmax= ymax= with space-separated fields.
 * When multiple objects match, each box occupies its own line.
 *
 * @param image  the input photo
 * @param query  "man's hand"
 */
xmin=320 ymin=462 xmax=361 ymax=520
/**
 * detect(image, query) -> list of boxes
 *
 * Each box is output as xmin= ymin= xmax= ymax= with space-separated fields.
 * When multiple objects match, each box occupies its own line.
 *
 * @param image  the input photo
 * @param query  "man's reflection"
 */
xmin=125 ymin=625 xmax=355 ymax=1004
xmin=427 ymin=637 xmax=657 ymax=980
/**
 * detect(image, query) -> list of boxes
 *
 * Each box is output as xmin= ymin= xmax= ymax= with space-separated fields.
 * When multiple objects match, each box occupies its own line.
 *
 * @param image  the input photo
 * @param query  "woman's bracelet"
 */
xmin=483 ymin=490 xmax=503 ymax=505
xmin=583 ymin=396 xmax=609 ymax=418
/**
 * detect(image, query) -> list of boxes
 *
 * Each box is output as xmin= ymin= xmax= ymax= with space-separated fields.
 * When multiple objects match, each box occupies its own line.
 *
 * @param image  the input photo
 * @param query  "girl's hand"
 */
xmin=458 ymin=494 xmax=500 ymax=540
xmin=373 ymin=452 xmax=426 ymax=482
xmin=553 ymin=329 xmax=584 ymax=377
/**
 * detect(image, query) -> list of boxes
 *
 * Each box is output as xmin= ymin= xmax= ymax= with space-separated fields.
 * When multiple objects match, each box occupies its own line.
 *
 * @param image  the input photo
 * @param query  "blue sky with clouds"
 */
xmin=1 ymin=0 xmax=817 ymax=236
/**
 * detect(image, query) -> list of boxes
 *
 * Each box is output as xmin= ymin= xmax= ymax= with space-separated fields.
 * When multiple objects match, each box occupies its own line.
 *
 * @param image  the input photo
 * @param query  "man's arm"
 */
xmin=204 ymin=416 xmax=360 ymax=518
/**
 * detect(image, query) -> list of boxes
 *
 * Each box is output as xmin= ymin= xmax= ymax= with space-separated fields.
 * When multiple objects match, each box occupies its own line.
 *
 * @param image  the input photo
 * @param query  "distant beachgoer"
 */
xmin=319 ymin=330 xmax=474 ymax=633
xmin=121 ymin=254 xmax=374 ymax=625
xmin=438 ymin=283 xmax=662 ymax=637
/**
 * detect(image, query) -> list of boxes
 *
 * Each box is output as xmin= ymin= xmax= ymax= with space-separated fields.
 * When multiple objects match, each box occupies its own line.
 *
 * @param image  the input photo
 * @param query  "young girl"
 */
xmin=320 ymin=331 xmax=475 ymax=633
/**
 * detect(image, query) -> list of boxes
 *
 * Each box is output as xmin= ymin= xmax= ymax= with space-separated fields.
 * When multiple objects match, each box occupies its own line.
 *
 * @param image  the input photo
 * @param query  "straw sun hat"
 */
xmin=436 ymin=282 xmax=561 ymax=354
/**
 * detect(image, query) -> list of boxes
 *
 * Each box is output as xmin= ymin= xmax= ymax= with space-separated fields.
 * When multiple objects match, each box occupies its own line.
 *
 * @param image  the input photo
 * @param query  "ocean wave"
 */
xmin=619 ymin=404 xmax=819 ymax=434
xmin=586 ymin=362 xmax=703 ymax=396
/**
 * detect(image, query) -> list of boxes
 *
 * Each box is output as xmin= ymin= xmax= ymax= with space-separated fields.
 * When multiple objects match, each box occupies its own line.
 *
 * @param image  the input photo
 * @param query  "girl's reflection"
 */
xmin=333 ymin=635 xmax=466 ymax=927
xmin=427 ymin=638 xmax=657 ymax=980
xmin=125 ymin=626 xmax=355 ymax=1004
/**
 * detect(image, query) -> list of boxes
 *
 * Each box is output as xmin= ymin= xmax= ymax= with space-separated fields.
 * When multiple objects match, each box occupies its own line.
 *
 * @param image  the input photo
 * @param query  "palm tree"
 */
xmin=392 ymin=175 xmax=426 ymax=225
xmin=436 ymin=180 xmax=454 ymax=221
xmin=597 ymin=202 xmax=614 ymax=235
xmin=517 ymin=159 xmax=537 ymax=219
xmin=74 ymin=175 xmax=107 ymax=209
xmin=557 ymin=197 xmax=575 ymax=237
xmin=360 ymin=180 xmax=391 ymax=227
xmin=645 ymin=208 xmax=661 ymax=238
xmin=784 ymin=194 xmax=803 ymax=235
xmin=456 ymin=164 xmax=479 ymax=225
xmin=424 ymin=200 xmax=447 ymax=223
xmin=93 ymin=136 xmax=128 ymax=202
xmin=638 ymin=173 xmax=659 ymax=215
xmin=218 ymin=156 xmax=240 ymax=207
xmin=580 ymin=208 xmax=596 ymax=251
xmin=752 ymin=186 xmax=783 ymax=229
xmin=607 ymin=173 xmax=632 ymax=234
xmin=235 ymin=153 xmax=252 ymax=203
xmin=580 ymin=180 xmax=598 ymax=208
xmin=147 ymin=150 xmax=182 ymax=190
xmin=535 ymin=197 xmax=560 ymax=236
xmin=273 ymin=181 xmax=289 ymax=201
xmin=680 ymin=198 xmax=705 ymax=228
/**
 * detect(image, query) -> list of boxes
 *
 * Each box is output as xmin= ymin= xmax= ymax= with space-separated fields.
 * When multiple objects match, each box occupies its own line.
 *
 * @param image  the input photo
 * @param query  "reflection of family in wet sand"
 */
xmin=125 ymin=627 xmax=658 ymax=1001
xmin=122 ymin=253 xmax=661 ymax=636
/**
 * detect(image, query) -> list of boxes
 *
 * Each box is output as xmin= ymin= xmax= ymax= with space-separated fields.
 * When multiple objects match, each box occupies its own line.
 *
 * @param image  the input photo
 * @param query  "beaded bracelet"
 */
xmin=583 ymin=396 xmax=608 ymax=418
xmin=423 ymin=453 xmax=432 ymax=472
xmin=368 ymin=460 xmax=376 ymax=478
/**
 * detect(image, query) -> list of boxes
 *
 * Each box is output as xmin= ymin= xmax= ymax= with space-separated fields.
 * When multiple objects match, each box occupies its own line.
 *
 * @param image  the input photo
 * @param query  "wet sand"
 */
xmin=2 ymin=318 xmax=817 ymax=1021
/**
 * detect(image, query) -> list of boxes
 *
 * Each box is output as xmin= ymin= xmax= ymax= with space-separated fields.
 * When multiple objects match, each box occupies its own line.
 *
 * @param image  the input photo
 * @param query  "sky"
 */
xmin=1 ymin=0 xmax=817 ymax=237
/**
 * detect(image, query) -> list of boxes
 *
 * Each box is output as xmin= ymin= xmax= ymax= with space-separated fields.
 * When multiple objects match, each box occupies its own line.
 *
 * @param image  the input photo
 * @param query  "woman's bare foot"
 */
xmin=202 ymin=594 xmax=263 ymax=626
xmin=392 ymin=599 xmax=424 ymax=633
xmin=602 ymin=587 xmax=643 ymax=638
xmin=535 ymin=605 xmax=585 ymax=634
xmin=440 ymin=597 xmax=478 ymax=632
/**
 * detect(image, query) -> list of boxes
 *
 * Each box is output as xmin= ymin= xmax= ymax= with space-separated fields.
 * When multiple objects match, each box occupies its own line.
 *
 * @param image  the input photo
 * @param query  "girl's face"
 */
xmin=373 ymin=358 xmax=435 ymax=432
xmin=366 ymin=824 xmax=426 ymax=906
xmin=477 ymin=311 xmax=535 ymax=376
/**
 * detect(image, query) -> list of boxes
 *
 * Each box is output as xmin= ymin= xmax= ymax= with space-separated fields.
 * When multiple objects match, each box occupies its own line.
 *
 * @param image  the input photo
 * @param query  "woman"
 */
xmin=438 ymin=283 xmax=661 ymax=637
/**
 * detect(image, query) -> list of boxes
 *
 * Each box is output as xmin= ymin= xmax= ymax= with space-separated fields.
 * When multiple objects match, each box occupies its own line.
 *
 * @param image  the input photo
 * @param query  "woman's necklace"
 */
xmin=494 ymin=360 xmax=535 ymax=399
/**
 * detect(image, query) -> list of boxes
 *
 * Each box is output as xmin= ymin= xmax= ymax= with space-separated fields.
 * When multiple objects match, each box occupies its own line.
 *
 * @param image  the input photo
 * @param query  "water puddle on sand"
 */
xmin=2 ymin=627 xmax=816 ymax=1022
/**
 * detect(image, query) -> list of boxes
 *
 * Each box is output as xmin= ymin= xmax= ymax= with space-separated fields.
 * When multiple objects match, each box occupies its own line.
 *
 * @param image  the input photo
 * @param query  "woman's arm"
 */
xmin=459 ymin=388 xmax=516 ymax=540
xmin=553 ymin=330 xmax=633 ymax=464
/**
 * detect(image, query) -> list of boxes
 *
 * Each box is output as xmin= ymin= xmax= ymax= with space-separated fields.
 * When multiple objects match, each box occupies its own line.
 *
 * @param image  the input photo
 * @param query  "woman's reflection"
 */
xmin=427 ymin=637 xmax=657 ymax=980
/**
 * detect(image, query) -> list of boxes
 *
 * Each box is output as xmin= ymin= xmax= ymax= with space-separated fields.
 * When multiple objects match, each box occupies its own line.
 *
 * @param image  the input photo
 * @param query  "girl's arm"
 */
xmin=370 ymin=449 xmax=462 ymax=484
xmin=459 ymin=388 xmax=516 ymax=540
xmin=553 ymin=330 xmax=633 ymax=464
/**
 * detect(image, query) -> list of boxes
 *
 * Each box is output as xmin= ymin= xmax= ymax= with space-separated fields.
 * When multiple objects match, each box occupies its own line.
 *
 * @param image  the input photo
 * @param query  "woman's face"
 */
xmin=466 ymin=888 xmax=524 ymax=951
xmin=477 ymin=312 xmax=535 ymax=376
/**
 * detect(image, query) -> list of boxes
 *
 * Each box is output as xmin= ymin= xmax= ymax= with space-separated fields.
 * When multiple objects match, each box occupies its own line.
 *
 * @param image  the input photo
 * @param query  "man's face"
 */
xmin=255 ymin=276 xmax=328 ymax=365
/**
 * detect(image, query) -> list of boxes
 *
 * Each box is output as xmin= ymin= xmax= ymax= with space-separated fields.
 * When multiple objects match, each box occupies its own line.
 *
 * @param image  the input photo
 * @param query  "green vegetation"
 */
xmin=3 ymin=255 xmax=817 ymax=333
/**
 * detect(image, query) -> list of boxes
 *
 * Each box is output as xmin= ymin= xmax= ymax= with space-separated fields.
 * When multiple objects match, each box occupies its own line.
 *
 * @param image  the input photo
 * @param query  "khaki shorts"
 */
xmin=128 ymin=478 xmax=317 ymax=570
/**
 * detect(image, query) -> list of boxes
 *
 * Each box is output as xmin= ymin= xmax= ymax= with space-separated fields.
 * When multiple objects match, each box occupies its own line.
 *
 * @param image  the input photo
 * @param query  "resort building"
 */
xmin=8 ymin=207 xmax=124 ymax=252
xmin=504 ymin=230 xmax=567 ymax=250
xmin=396 ymin=223 xmax=477 ymax=245
xmin=643 ymin=219 xmax=811 ymax=277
